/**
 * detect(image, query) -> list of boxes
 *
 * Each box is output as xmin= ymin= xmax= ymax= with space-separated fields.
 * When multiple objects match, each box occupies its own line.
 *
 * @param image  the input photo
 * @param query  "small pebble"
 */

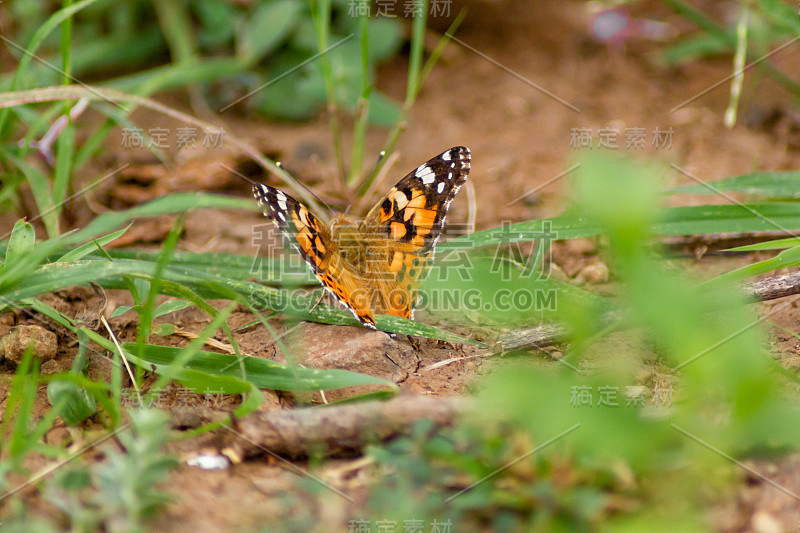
xmin=578 ymin=262 xmax=610 ymax=284
xmin=187 ymin=453 xmax=231 ymax=471
xmin=751 ymin=511 xmax=781 ymax=533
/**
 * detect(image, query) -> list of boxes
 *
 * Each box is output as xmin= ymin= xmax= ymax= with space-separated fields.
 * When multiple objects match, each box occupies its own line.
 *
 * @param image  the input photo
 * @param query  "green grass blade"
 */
xmin=659 ymin=0 xmax=734 ymax=46
xmin=197 ymin=276 xmax=481 ymax=343
xmin=660 ymin=34 xmax=731 ymax=66
xmin=2 ymin=152 xmax=59 ymax=238
xmin=359 ymin=6 xmax=464 ymax=196
xmin=705 ymin=245 xmax=800 ymax=286
xmin=310 ymin=0 xmax=345 ymax=183
xmin=56 ymin=224 xmax=132 ymax=262
xmin=152 ymin=0 xmax=196 ymax=66
xmin=443 ymin=216 xmax=602 ymax=249
xmin=405 ymin=0 xmax=428 ymax=104
xmin=3 ymin=346 xmax=40 ymax=464
xmin=659 ymin=0 xmax=800 ymax=96
xmin=669 ymin=170 xmax=800 ymax=199
xmin=3 ymin=220 xmax=36 ymax=267
xmin=120 ymin=343 xmax=396 ymax=392
xmin=653 ymin=203 xmax=800 ymax=235
xmin=239 ymin=0 xmax=301 ymax=63
xmin=448 ymin=203 xmax=800 ymax=249
xmin=152 ymin=299 xmax=192 ymax=318
xmin=347 ymin=7 xmax=371 ymax=185
xmin=52 ymin=123 xmax=76 ymax=217
xmin=60 ymin=0 xmax=74 ymax=79
xmin=138 ymin=215 xmax=185 ymax=345
xmin=0 ymin=85 xmax=328 ymax=217
xmin=121 ymin=343 xmax=264 ymax=417
xmin=143 ymin=302 xmax=238 ymax=400
xmin=0 ymin=0 xmax=106 ymax=134
xmin=107 ymin=57 xmax=248 ymax=96
xmin=0 ymin=193 xmax=251 ymax=293
xmin=66 ymin=193 xmax=255 ymax=246
xmin=757 ymin=0 xmax=800 ymax=34
xmin=727 ymin=238 xmax=800 ymax=251
xmin=0 ymin=259 xmax=157 ymax=304
xmin=30 ymin=298 xmax=263 ymax=417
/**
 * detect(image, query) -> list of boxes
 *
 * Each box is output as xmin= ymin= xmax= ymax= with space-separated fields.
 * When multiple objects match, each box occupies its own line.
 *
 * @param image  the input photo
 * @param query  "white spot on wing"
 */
xmin=441 ymin=151 xmax=451 ymax=161
xmin=437 ymin=181 xmax=445 ymax=194
xmin=415 ymin=164 xmax=436 ymax=185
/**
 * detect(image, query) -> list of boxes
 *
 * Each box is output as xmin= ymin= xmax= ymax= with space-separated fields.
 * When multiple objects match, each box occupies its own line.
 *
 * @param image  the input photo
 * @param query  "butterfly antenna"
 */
xmin=276 ymin=161 xmax=335 ymax=213
xmin=345 ymin=150 xmax=390 ymax=216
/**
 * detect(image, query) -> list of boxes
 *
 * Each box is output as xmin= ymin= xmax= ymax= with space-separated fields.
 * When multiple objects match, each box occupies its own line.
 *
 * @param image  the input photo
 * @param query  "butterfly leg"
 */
xmin=406 ymin=334 xmax=421 ymax=351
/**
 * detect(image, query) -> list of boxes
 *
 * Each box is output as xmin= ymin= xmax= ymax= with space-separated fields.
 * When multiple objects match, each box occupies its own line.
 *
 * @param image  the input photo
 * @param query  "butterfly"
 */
xmin=252 ymin=146 xmax=471 ymax=330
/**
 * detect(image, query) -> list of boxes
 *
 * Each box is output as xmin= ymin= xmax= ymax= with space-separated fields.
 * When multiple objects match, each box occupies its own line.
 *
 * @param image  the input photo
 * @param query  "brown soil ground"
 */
xmin=3 ymin=0 xmax=800 ymax=531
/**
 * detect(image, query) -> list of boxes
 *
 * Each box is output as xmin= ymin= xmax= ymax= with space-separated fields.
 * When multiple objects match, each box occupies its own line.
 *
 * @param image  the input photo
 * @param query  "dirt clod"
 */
xmin=40 ymin=359 xmax=62 ymax=374
xmin=0 ymin=325 xmax=58 ymax=364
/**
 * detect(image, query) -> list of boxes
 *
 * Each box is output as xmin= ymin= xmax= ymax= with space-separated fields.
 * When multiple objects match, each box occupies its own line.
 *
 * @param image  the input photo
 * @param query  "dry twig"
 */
xmin=219 ymin=395 xmax=468 ymax=459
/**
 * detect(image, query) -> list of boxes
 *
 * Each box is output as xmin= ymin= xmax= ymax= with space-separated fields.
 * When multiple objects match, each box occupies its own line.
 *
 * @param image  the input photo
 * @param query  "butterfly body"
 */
xmin=253 ymin=146 xmax=471 ymax=329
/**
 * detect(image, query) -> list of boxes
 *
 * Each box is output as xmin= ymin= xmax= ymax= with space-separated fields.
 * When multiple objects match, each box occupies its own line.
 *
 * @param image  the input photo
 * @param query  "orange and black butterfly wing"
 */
xmin=252 ymin=184 xmax=378 ymax=329
xmin=360 ymin=146 xmax=471 ymax=318
xmin=253 ymin=184 xmax=331 ymax=276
